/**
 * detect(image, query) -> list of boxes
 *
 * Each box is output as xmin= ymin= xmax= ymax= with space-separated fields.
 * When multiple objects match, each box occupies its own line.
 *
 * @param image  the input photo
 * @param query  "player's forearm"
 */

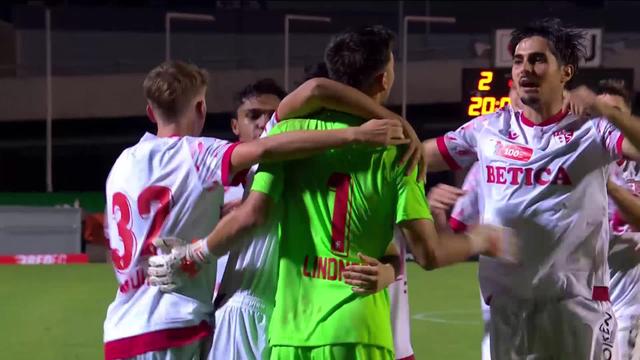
xmin=203 ymin=209 xmax=256 ymax=257
xmin=204 ymin=194 xmax=269 ymax=256
xmin=232 ymin=128 xmax=357 ymax=172
xmin=427 ymin=232 xmax=477 ymax=269
xmin=431 ymin=209 xmax=451 ymax=234
xmin=608 ymin=182 xmax=640 ymax=230
xmin=422 ymin=138 xmax=451 ymax=172
xmin=278 ymin=77 xmax=401 ymax=121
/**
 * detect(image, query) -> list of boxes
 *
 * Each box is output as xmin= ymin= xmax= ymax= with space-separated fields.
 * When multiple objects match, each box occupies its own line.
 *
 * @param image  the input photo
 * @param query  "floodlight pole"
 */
xmin=165 ymin=12 xmax=216 ymax=61
xmin=45 ymin=8 xmax=52 ymax=192
xmin=284 ymin=14 xmax=331 ymax=92
xmin=401 ymin=16 xmax=456 ymax=119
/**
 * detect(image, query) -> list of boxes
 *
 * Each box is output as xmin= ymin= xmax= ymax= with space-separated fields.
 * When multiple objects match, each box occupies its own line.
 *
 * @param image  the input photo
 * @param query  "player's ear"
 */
xmin=196 ymin=99 xmax=206 ymax=119
xmin=231 ymin=118 xmax=240 ymax=136
xmin=560 ymin=64 xmax=574 ymax=84
xmin=381 ymin=70 xmax=391 ymax=92
xmin=146 ymin=104 xmax=157 ymax=124
xmin=369 ymin=72 xmax=386 ymax=95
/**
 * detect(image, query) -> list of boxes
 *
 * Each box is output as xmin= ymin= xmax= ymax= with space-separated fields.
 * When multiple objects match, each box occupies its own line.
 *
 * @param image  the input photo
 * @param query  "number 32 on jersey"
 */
xmin=110 ymin=186 xmax=173 ymax=272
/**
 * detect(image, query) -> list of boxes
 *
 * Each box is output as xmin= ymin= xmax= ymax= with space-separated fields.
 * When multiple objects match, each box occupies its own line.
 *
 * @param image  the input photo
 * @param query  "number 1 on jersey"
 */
xmin=328 ymin=173 xmax=351 ymax=256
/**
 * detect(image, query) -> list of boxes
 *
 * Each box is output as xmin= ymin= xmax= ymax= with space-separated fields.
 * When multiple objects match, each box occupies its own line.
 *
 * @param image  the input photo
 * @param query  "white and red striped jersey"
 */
xmin=436 ymin=107 xmax=624 ymax=301
xmin=450 ymin=162 xmax=482 ymax=232
xmin=609 ymin=160 xmax=640 ymax=235
xmin=215 ymin=114 xmax=281 ymax=308
xmin=104 ymin=133 xmax=244 ymax=359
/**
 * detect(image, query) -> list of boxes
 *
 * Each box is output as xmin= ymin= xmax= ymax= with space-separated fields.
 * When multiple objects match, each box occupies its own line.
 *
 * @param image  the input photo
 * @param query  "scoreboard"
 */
xmin=461 ymin=68 xmax=634 ymax=118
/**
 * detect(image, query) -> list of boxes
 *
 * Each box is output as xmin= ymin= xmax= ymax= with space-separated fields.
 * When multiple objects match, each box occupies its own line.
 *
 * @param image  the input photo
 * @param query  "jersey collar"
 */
xmin=521 ymin=110 xmax=568 ymax=127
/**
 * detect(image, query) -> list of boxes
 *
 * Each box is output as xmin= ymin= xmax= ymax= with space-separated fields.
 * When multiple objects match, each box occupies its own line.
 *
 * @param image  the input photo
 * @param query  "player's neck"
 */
xmin=522 ymin=99 xmax=563 ymax=124
xmin=157 ymin=122 xmax=189 ymax=138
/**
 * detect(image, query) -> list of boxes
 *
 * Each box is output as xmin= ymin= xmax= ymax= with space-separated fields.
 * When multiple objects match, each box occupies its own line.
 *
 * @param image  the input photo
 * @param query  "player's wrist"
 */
xmin=186 ymin=238 xmax=211 ymax=263
xmin=466 ymin=228 xmax=489 ymax=255
xmin=348 ymin=127 xmax=364 ymax=144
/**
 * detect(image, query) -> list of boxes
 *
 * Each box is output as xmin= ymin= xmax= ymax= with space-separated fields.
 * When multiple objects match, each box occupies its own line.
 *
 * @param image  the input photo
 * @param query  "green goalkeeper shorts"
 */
xmin=269 ymin=344 xmax=393 ymax=360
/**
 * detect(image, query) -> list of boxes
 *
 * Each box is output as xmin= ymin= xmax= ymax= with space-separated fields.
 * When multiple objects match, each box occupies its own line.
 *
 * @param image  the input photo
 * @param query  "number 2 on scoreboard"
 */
xmin=327 ymin=173 xmax=351 ymax=257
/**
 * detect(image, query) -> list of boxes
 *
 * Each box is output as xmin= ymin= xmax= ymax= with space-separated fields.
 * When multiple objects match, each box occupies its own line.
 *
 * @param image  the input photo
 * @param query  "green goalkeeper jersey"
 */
xmin=251 ymin=111 xmax=432 ymax=350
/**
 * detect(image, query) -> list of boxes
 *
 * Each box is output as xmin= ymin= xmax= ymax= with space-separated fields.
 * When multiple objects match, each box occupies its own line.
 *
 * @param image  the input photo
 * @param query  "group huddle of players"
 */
xmin=102 ymin=17 xmax=640 ymax=360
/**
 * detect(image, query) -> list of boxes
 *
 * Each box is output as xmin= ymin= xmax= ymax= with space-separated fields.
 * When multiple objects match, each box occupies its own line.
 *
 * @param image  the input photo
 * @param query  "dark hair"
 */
xmin=324 ymin=25 xmax=395 ymax=90
xmin=509 ymin=18 xmax=586 ymax=71
xmin=597 ymin=79 xmax=633 ymax=107
xmin=232 ymin=78 xmax=287 ymax=110
xmin=302 ymin=62 xmax=329 ymax=82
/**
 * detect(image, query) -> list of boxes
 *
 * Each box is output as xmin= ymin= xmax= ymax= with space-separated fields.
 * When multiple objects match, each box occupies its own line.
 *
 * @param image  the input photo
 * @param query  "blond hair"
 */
xmin=143 ymin=61 xmax=209 ymax=121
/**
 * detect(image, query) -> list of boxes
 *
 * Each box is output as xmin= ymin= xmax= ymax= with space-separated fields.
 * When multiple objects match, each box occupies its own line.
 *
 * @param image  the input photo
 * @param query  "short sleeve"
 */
xmin=450 ymin=162 xmax=481 ymax=233
xmin=251 ymin=162 xmax=284 ymax=200
xmin=260 ymin=113 xmax=279 ymax=139
xmin=594 ymin=117 xmax=625 ymax=161
xmin=395 ymin=168 xmax=432 ymax=224
xmin=250 ymin=121 xmax=286 ymax=199
xmin=435 ymin=119 xmax=480 ymax=170
xmin=191 ymin=138 xmax=246 ymax=189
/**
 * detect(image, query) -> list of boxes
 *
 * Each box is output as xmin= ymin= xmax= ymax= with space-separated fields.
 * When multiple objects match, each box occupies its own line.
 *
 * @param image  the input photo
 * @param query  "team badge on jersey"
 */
xmin=493 ymin=140 xmax=533 ymax=162
xmin=552 ymin=129 xmax=575 ymax=144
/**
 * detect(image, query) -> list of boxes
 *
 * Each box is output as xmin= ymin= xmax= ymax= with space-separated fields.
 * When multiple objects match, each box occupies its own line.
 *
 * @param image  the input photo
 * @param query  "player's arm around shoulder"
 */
xmin=227 ymin=118 xmax=409 ymax=175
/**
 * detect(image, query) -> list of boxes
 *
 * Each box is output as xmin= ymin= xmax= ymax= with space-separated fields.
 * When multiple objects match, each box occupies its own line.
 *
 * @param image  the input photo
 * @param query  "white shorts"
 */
xmin=611 ymin=269 xmax=640 ymax=360
xmin=208 ymin=294 xmax=272 ymax=360
xmin=122 ymin=339 xmax=208 ymax=360
xmin=480 ymin=291 xmax=491 ymax=360
xmin=388 ymin=276 xmax=414 ymax=359
xmin=489 ymin=295 xmax=617 ymax=360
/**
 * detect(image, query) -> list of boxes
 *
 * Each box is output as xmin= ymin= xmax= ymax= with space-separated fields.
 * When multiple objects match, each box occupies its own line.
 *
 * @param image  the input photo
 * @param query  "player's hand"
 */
xmin=566 ymin=86 xmax=606 ymax=118
xmin=397 ymin=119 xmax=427 ymax=181
xmin=617 ymin=232 xmax=640 ymax=253
xmin=343 ymin=253 xmax=396 ymax=295
xmin=427 ymin=183 xmax=465 ymax=211
xmin=355 ymin=119 xmax=410 ymax=147
xmin=147 ymin=237 xmax=210 ymax=293
xmin=467 ymin=225 xmax=520 ymax=264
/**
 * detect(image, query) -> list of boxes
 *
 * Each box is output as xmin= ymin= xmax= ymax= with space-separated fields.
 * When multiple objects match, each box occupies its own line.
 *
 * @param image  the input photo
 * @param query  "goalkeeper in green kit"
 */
xmin=148 ymin=26 xmax=514 ymax=360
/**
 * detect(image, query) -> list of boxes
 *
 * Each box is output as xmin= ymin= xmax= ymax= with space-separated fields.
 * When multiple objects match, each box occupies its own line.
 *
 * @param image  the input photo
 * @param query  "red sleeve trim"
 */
xmin=448 ymin=217 xmax=468 ymax=233
xmin=275 ymin=111 xmax=281 ymax=123
xmin=436 ymin=136 xmax=461 ymax=171
xmin=616 ymin=134 xmax=625 ymax=158
xmin=221 ymin=142 xmax=247 ymax=187
xmin=104 ymin=321 xmax=212 ymax=360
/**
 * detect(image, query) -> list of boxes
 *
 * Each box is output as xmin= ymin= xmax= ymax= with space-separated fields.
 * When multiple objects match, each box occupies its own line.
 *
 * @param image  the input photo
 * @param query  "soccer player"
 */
xmin=423 ymin=18 xmax=640 ymax=359
xmin=595 ymin=79 xmax=640 ymax=360
xmin=282 ymin=62 xmax=417 ymax=360
xmin=214 ymin=78 xmax=286 ymax=302
xmin=103 ymin=60 xmax=408 ymax=360
xmin=147 ymin=25 xmax=510 ymax=360
xmin=428 ymin=85 xmax=524 ymax=360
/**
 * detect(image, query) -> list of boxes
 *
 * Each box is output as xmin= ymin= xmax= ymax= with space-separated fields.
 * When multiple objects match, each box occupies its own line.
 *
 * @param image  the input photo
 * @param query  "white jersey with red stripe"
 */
xmin=103 ymin=133 xmax=244 ymax=359
xmin=215 ymin=113 xmax=280 ymax=308
xmin=450 ymin=161 xmax=482 ymax=232
xmin=389 ymin=230 xmax=414 ymax=359
xmin=437 ymin=107 xmax=624 ymax=301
